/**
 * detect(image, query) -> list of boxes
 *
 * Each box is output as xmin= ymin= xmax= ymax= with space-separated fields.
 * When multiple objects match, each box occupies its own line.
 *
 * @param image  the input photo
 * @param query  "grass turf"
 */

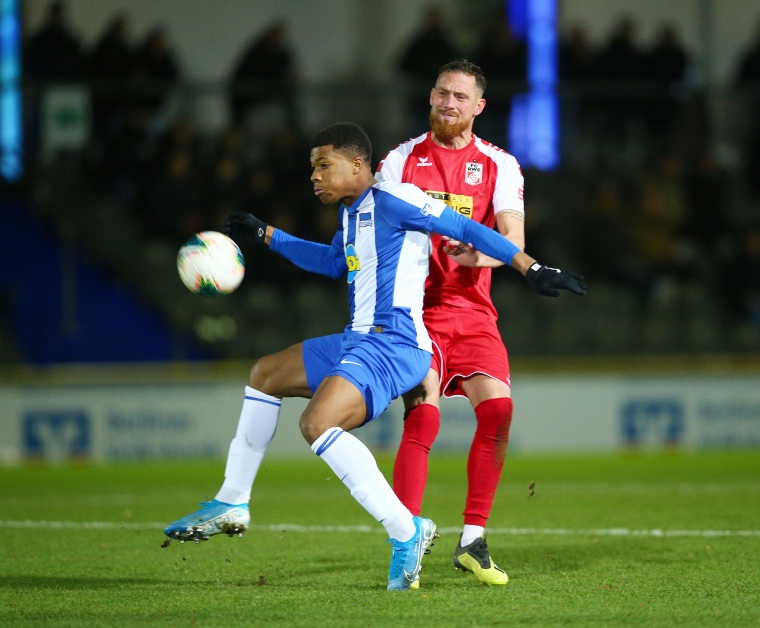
xmin=1 ymin=450 xmax=759 ymax=626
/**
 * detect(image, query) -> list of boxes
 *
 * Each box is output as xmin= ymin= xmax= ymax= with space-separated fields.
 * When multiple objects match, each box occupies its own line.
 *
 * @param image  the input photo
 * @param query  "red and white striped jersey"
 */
xmin=376 ymin=132 xmax=524 ymax=317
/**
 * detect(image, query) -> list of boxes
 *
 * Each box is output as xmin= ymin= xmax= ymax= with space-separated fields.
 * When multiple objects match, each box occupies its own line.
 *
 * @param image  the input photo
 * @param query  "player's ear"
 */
xmin=353 ymin=157 xmax=363 ymax=174
xmin=429 ymin=87 xmax=436 ymax=106
xmin=474 ymin=97 xmax=486 ymax=116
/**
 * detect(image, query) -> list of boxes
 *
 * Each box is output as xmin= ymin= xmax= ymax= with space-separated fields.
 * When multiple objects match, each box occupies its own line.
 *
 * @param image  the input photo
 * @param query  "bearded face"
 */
xmin=428 ymin=107 xmax=472 ymax=140
xmin=427 ymin=71 xmax=484 ymax=143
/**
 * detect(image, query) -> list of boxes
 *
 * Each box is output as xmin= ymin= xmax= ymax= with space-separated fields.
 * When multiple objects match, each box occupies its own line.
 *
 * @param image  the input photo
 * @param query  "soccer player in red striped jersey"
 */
xmin=376 ymin=59 xmax=524 ymax=586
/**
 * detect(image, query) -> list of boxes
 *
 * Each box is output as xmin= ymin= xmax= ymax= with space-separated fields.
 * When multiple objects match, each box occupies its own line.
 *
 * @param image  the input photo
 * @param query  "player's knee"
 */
xmin=299 ymin=415 xmax=327 ymax=446
xmin=402 ymin=403 xmax=441 ymax=447
xmin=249 ymin=355 xmax=278 ymax=394
xmin=475 ymin=397 xmax=513 ymax=437
xmin=402 ymin=371 xmax=439 ymax=407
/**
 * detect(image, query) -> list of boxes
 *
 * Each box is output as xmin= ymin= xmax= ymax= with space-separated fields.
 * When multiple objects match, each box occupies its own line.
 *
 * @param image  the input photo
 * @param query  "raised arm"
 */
xmin=223 ymin=211 xmax=346 ymax=279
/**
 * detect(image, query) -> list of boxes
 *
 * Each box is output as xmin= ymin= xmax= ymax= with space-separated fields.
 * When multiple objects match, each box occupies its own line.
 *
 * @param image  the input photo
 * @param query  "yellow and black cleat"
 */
xmin=452 ymin=535 xmax=508 ymax=585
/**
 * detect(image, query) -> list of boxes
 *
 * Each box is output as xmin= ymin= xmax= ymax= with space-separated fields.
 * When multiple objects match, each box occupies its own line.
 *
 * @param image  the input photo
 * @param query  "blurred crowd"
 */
xmin=21 ymin=1 xmax=760 ymax=340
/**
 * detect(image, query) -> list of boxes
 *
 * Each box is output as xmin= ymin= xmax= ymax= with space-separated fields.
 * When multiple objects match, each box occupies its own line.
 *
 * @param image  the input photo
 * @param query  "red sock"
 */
xmin=464 ymin=397 xmax=513 ymax=527
xmin=392 ymin=404 xmax=440 ymax=516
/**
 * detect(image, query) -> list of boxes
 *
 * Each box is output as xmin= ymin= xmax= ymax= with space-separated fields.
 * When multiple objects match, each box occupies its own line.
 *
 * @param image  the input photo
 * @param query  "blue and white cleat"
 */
xmin=164 ymin=500 xmax=250 ymax=544
xmin=387 ymin=516 xmax=438 ymax=591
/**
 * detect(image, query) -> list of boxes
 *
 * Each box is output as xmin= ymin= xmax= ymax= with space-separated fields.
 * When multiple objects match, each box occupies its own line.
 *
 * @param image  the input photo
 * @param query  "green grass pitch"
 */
xmin=1 ymin=450 xmax=759 ymax=626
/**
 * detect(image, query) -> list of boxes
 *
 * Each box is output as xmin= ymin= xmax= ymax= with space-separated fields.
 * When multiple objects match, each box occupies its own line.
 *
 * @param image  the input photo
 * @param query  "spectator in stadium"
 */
xmin=735 ymin=16 xmax=760 ymax=88
xmin=683 ymin=149 xmax=731 ymax=251
xmin=131 ymin=25 xmax=181 ymax=119
xmin=628 ymin=151 xmax=691 ymax=303
xmin=86 ymin=13 xmax=136 ymax=138
xmin=23 ymin=0 xmax=85 ymax=165
xmin=576 ymin=176 xmax=654 ymax=304
xmin=228 ymin=20 xmax=300 ymax=132
xmin=644 ymin=24 xmax=692 ymax=145
xmin=722 ymin=223 xmax=760 ymax=327
xmin=735 ymin=17 xmax=760 ymax=188
xmin=163 ymin=122 xmax=586 ymax=590
xmin=472 ymin=13 xmax=527 ymax=144
xmin=558 ymin=24 xmax=603 ymax=149
xmin=596 ymin=16 xmax=648 ymax=146
xmin=397 ymin=4 xmax=462 ymax=135
xmin=24 ymin=0 xmax=84 ymax=80
xmin=142 ymin=147 xmax=204 ymax=243
xmin=374 ymin=59 xmax=527 ymax=587
xmin=559 ymin=24 xmax=598 ymax=84
xmin=745 ymin=130 xmax=760 ymax=201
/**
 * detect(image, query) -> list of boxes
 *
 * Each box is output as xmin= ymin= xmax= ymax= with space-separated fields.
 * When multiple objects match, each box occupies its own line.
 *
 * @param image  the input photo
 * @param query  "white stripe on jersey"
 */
xmin=472 ymin=137 xmax=524 ymax=214
xmin=348 ymin=193 xmax=378 ymax=334
xmin=376 ymin=132 xmax=524 ymax=217
xmin=375 ymin=134 xmax=427 ymax=182
xmin=394 ymin=230 xmax=431 ymax=349
xmin=340 ymin=184 xmax=433 ymax=353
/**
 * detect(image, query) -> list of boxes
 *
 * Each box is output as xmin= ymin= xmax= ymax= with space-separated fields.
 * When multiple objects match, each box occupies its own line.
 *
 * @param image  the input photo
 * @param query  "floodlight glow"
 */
xmin=0 ymin=0 xmax=22 ymax=181
xmin=508 ymin=0 xmax=559 ymax=170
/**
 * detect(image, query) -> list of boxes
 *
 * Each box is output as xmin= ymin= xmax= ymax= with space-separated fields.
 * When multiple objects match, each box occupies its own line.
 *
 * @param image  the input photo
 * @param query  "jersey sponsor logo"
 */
xmin=345 ymin=243 xmax=360 ymax=284
xmin=358 ymin=212 xmax=373 ymax=230
xmin=465 ymin=161 xmax=482 ymax=186
xmin=417 ymin=156 xmax=433 ymax=167
xmin=425 ymin=190 xmax=473 ymax=218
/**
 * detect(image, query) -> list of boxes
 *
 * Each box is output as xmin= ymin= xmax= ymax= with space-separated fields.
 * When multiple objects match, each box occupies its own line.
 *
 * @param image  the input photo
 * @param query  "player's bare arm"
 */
xmin=443 ymin=210 xmax=525 ymax=268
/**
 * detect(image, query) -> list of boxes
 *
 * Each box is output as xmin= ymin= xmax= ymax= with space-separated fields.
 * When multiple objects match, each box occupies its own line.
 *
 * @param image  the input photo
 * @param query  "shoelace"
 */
xmin=465 ymin=539 xmax=491 ymax=567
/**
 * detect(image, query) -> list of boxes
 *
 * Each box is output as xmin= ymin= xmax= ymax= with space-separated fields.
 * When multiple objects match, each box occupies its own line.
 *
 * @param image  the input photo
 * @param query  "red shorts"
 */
xmin=424 ymin=304 xmax=510 ymax=398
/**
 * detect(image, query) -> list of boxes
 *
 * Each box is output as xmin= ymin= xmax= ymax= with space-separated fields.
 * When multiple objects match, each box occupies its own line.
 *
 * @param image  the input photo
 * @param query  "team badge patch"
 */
xmin=465 ymin=161 xmax=482 ymax=185
xmin=358 ymin=212 xmax=373 ymax=229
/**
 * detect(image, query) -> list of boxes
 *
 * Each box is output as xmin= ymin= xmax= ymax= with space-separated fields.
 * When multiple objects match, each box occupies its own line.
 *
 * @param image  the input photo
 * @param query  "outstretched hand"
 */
xmin=442 ymin=237 xmax=480 ymax=267
xmin=222 ymin=211 xmax=268 ymax=246
xmin=525 ymin=262 xmax=587 ymax=297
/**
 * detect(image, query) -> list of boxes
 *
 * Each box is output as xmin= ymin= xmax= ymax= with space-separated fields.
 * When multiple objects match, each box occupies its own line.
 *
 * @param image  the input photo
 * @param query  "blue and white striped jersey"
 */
xmin=270 ymin=180 xmax=520 ymax=352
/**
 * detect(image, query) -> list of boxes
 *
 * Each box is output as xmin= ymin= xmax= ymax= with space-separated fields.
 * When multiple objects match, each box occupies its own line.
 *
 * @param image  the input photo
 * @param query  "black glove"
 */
xmin=222 ymin=211 xmax=268 ymax=246
xmin=525 ymin=262 xmax=587 ymax=297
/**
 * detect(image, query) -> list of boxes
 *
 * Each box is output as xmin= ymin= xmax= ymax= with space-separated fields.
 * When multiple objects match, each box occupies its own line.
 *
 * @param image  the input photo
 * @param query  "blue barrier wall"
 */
xmin=1 ymin=196 xmax=209 ymax=363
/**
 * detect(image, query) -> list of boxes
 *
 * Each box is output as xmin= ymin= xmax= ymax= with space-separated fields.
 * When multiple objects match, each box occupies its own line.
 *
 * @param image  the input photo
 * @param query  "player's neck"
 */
xmin=343 ymin=175 xmax=376 ymax=207
xmin=430 ymin=130 xmax=473 ymax=150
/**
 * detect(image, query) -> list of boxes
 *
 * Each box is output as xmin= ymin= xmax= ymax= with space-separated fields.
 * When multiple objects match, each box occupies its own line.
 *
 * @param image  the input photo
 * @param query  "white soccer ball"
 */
xmin=177 ymin=231 xmax=245 ymax=295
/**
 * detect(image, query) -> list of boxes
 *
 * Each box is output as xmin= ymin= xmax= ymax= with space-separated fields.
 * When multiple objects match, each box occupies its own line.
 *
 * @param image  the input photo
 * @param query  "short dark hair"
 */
xmin=310 ymin=122 xmax=372 ymax=163
xmin=437 ymin=59 xmax=487 ymax=95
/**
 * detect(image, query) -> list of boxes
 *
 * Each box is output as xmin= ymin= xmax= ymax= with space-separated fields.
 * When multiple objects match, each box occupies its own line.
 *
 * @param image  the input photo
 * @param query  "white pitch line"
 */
xmin=0 ymin=520 xmax=758 ymax=537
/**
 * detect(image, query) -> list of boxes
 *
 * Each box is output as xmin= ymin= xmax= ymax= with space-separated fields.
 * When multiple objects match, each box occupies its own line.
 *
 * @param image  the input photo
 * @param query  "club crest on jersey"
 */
xmin=465 ymin=162 xmax=482 ymax=186
xmin=345 ymin=243 xmax=360 ymax=284
xmin=358 ymin=212 xmax=372 ymax=230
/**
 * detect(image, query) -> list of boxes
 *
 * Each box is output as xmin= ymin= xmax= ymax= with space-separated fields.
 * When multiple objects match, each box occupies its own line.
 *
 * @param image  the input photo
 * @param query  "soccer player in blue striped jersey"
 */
xmin=164 ymin=122 xmax=585 ymax=590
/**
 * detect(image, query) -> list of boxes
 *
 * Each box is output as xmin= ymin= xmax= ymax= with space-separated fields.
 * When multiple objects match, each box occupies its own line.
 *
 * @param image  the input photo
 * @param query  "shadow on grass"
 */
xmin=492 ymin=537 xmax=640 ymax=580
